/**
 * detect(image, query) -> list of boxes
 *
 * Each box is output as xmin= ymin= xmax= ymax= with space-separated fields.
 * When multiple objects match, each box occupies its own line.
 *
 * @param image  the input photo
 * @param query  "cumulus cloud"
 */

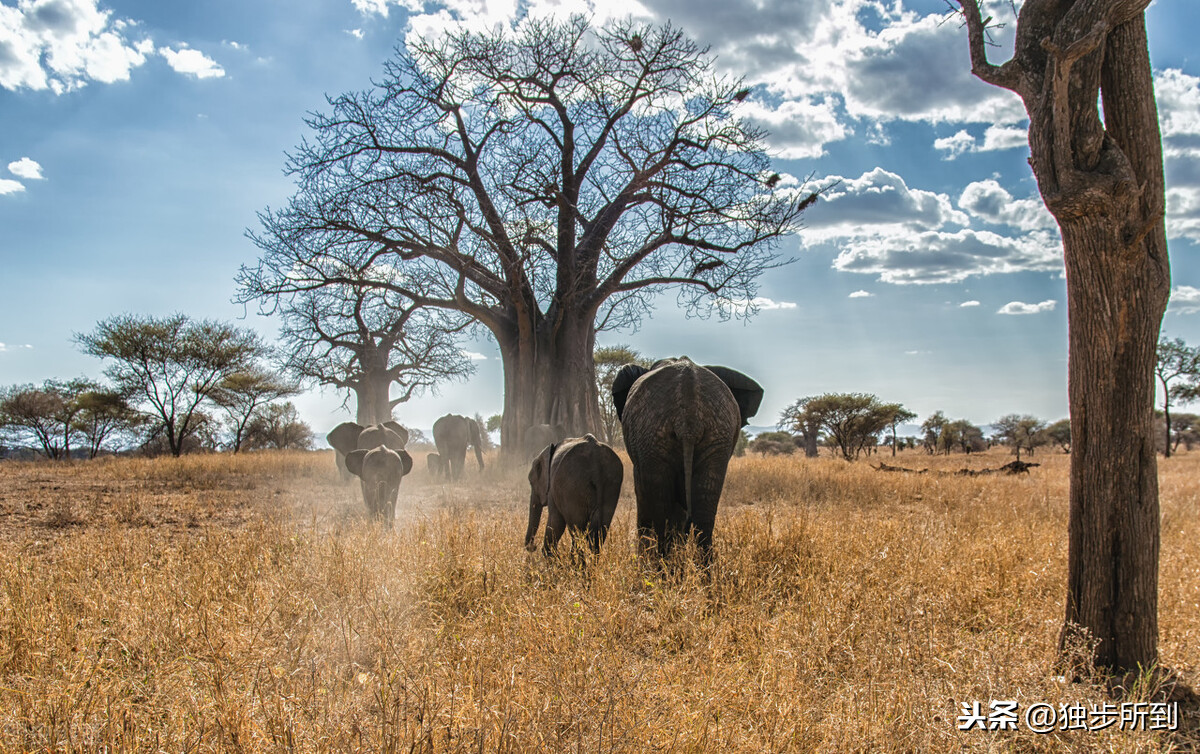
xmin=832 ymin=228 xmax=1062 ymax=285
xmin=346 ymin=28 xmax=365 ymax=39
xmin=0 ymin=178 xmax=25 ymax=195
xmin=848 ymin=290 xmax=872 ymax=298
xmin=1169 ymin=285 xmax=1200 ymax=315
xmin=7 ymin=157 xmax=43 ymax=180
xmin=160 ymin=46 xmax=225 ymax=79
xmin=960 ymin=300 xmax=980 ymax=307
xmin=739 ymin=97 xmax=850 ymax=159
xmin=803 ymin=167 xmax=967 ymax=238
xmin=998 ymin=300 xmax=1056 ymax=315
xmin=0 ymin=0 xmax=155 ymax=92
xmin=935 ymin=125 xmax=1028 ymax=157
xmin=958 ymin=180 xmax=1057 ymax=233
xmin=0 ymin=342 xmax=35 ymax=352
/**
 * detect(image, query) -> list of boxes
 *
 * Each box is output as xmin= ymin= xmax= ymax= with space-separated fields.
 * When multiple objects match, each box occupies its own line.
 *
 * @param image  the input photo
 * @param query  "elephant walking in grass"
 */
xmin=344 ymin=446 xmax=414 ymax=526
xmin=432 ymin=414 xmax=485 ymax=481
xmin=525 ymin=434 xmax=623 ymax=555
xmin=326 ymin=421 xmax=409 ymax=481
xmin=612 ymin=357 xmax=763 ymax=558
xmin=427 ymin=452 xmax=446 ymax=478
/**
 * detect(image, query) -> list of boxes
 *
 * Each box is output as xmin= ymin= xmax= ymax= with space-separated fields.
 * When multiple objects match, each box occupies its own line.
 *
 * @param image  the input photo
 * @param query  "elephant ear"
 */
xmin=528 ymin=443 xmax=555 ymax=496
xmin=380 ymin=427 xmax=407 ymax=450
xmin=611 ymin=364 xmax=650 ymax=422
xmin=344 ymin=449 xmax=368 ymax=477
xmin=382 ymin=421 xmax=409 ymax=447
xmin=397 ymin=450 xmax=414 ymax=476
xmin=705 ymin=366 xmax=765 ymax=427
xmin=327 ymin=422 xmax=364 ymax=455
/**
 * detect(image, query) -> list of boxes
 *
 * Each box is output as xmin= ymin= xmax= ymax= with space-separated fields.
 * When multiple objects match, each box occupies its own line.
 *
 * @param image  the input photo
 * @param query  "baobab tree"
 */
xmin=957 ymin=0 xmax=1171 ymax=672
xmin=240 ymin=16 xmax=814 ymax=457
xmin=245 ymin=271 xmax=474 ymax=426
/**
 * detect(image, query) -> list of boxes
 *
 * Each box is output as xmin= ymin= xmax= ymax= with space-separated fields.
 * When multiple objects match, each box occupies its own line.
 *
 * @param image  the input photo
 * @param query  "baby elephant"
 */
xmin=426 ymin=452 xmax=445 ymax=478
xmin=345 ymin=447 xmax=414 ymax=527
xmin=525 ymin=434 xmax=623 ymax=555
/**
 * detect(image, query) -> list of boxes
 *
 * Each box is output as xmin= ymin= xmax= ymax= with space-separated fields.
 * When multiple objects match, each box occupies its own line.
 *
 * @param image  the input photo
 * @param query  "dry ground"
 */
xmin=0 ymin=447 xmax=1197 ymax=752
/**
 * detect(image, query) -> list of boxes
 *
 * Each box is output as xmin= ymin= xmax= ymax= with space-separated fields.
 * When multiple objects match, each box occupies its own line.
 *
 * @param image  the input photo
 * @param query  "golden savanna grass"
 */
xmin=1 ymin=448 xmax=1198 ymax=752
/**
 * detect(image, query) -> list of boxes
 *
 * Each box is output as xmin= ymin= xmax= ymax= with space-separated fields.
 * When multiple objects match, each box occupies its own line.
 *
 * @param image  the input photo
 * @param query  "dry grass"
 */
xmin=1 ymin=448 xmax=1197 ymax=752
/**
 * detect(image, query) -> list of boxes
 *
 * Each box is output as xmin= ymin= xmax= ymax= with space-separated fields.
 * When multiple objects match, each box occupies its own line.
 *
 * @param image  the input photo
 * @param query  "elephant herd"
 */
xmin=326 ymin=357 xmax=763 ymax=557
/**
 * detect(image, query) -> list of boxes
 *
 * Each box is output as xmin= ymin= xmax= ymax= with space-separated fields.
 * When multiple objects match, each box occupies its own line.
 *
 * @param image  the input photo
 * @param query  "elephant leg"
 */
xmin=633 ymin=468 xmax=676 ymax=557
xmin=542 ymin=505 xmax=567 ymax=556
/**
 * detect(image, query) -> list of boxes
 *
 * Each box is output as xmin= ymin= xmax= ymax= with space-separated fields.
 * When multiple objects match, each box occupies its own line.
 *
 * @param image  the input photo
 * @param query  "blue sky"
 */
xmin=2 ymin=0 xmax=1199 ymax=438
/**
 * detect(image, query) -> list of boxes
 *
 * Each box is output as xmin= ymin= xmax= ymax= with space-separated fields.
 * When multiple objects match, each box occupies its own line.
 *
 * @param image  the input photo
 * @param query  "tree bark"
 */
xmin=961 ymin=0 xmax=1169 ymax=672
xmin=497 ymin=310 xmax=603 ymax=462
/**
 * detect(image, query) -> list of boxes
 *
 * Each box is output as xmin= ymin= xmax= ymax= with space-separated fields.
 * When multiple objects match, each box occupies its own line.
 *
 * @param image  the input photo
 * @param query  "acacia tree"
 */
xmin=0 ymin=380 xmax=86 ymax=459
xmin=595 ymin=344 xmax=653 ymax=445
xmin=883 ymin=404 xmax=917 ymax=457
xmin=957 ymin=0 xmax=1170 ymax=671
xmin=992 ymin=414 xmax=1048 ymax=460
xmin=209 ymin=367 xmax=301 ymax=453
xmin=781 ymin=393 xmax=895 ymax=462
xmin=1154 ymin=337 xmax=1200 ymax=458
xmin=73 ymin=387 xmax=144 ymax=458
xmin=240 ymin=17 xmax=813 ymax=458
xmin=77 ymin=314 xmax=267 ymax=457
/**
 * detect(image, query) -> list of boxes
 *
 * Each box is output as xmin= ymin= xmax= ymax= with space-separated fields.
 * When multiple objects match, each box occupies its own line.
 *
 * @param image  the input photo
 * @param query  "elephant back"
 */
xmin=623 ymin=359 xmax=741 ymax=443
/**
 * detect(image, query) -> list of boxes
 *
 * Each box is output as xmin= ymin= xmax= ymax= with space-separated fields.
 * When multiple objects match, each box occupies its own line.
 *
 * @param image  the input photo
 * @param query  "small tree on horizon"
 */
xmin=1154 ymin=337 xmax=1200 ymax=459
xmin=210 ymin=367 xmax=302 ymax=453
xmin=77 ymin=314 xmax=267 ymax=457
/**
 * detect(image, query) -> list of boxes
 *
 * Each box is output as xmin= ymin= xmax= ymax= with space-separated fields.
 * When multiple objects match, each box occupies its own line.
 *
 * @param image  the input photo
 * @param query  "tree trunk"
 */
xmin=1160 ymin=377 xmax=1171 ymax=458
xmin=1053 ymin=15 xmax=1170 ymax=672
xmin=497 ymin=311 xmax=603 ymax=462
xmin=354 ymin=368 xmax=394 ymax=426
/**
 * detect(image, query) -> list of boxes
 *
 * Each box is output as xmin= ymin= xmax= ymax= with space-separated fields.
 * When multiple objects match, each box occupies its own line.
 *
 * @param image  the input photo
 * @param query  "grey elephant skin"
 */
xmin=326 ymin=421 xmax=409 ymax=480
xmin=525 ymin=434 xmax=624 ymax=555
xmin=344 ymin=446 xmax=414 ymax=526
xmin=525 ymin=423 xmax=567 ymax=460
xmin=432 ymin=414 xmax=485 ymax=480
xmin=426 ymin=452 xmax=446 ymax=478
xmin=612 ymin=357 xmax=763 ymax=557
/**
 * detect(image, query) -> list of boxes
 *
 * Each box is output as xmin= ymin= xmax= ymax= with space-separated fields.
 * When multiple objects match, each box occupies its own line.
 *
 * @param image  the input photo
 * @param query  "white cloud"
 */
xmin=346 ymin=28 xmax=365 ymax=39
xmin=935 ymin=125 xmax=1028 ymax=158
xmin=1166 ymin=187 xmax=1200 ymax=242
xmin=848 ymin=290 xmax=872 ymax=298
xmin=934 ymin=130 xmax=974 ymax=159
xmin=160 ymin=46 xmax=225 ymax=79
xmin=739 ymin=96 xmax=850 ymax=159
xmin=0 ymin=178 xmax=25 ymax=195
xmin=832 ymin=228 xmax=1063 ymax=285
xmin=1168 ymin=285 xmax=1200 ymax=315
xmin=958 ymin=180 xmax=1057 ymax=233
xmin=7 ymin=157 xmax=43 ymax=180
xmin=0 ymin=0 xmax=154 ymax=92
xmin=714 ymin=296 xmax=797 ymax=314
xmin=803 ymin=167 xmax=968 ymax=239
xmin=960 ymin=300 xmax=980 ymax=307
xmin=998 ymin=300 xmax=1056 ymax=315
xmin=464 ymin=351 xmax=488 ymax=360
xmin=0 ymin=342 xmax=35 ymax=351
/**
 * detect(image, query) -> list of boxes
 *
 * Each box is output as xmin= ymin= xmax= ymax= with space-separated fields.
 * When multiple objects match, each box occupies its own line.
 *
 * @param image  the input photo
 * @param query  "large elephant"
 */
xmin=612 ymin=357 xmax=763 ymax=557
xmin=525 ymin=423 xmax=567 ymax=460
xmin=327 ymin=420 xmax=409 ymax=481
xmin=525 ymin=434 xmax=624 ymax=555
xmin=344 ymin=446 xmax=414 ymax=526
xmin=432 ymin=414 xmax=485 ymax=480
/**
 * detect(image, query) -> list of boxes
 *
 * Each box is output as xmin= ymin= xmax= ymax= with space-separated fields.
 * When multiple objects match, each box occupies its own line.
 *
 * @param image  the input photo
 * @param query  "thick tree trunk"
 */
xmin=1060 ymin=215 xmax=1166 ymax=670
xmin=1053 ymin=15 xmax=1170 ymax=672
xmin=354 ymin=369 xmax=394 ymax=426
xmin=497 ymin=311 xmax=603 ymax=462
